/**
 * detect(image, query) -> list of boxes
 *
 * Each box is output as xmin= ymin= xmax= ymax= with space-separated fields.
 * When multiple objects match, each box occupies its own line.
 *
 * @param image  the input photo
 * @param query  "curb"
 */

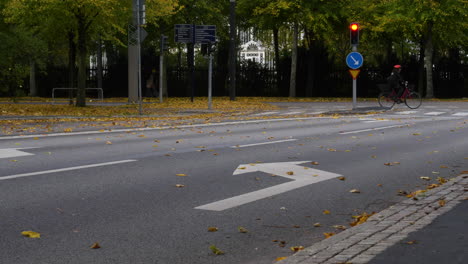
xmin=278 ymin=174 xmax=468 ymax=264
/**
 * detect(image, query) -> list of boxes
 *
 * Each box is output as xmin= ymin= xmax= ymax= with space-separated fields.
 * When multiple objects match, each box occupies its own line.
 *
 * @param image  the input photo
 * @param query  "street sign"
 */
xmin=174 ymin=24 xmax=193 ymax=43
xmin=349 ymin=69 xmax=361 ymax=80
xmin=346 ymin=52 xmax=364 ymax=69
xmin=195 ymin=161 xmax=341 ymax=211
xmin=140 ymin=28 xmax=148 ymax=42
xmin=195 ymin=25 xmax=216 ymax=44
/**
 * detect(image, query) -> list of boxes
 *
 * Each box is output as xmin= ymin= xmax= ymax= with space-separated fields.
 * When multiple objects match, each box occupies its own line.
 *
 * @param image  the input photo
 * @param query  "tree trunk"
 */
xmin=68 ymin=31 xmax=76 ymax=105
xmin=76 ymin=18 xmax=87 ymax=107
xmin=273 ymin=27 xmax=281 ymax=94
xmin=424 ymin=21 xmax=434 ymax=98
xmin=289 ymin=22 xmax=298 ymax=98
xmin=29 ymin=60 xmax=37 ymax=96
xmin=97 ymin=35 xmax=103 ymax=89
xmin=417 ymin=40 xmax=425 ymax=96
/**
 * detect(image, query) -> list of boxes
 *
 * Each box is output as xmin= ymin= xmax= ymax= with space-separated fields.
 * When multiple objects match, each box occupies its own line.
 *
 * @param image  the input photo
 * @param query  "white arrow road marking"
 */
xmin=195 ymin=161 xmax=342 ymax=211
xmin=0 ymin=148 xmax=35 ymax=159
xmin=0 ymin=160 xmax=137 ymax=181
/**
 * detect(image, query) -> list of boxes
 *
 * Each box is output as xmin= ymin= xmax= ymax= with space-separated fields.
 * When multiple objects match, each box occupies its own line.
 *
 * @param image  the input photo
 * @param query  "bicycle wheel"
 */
xmin=378 ymin=92 xmax=395 ymax=108
xmin=405 ymin=91 xmax=422 ymax=109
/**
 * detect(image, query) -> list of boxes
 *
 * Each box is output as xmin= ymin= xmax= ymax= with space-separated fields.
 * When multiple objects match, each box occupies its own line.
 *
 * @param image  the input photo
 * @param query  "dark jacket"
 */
xmin=387 ymin=71 xmax=404 ymax=91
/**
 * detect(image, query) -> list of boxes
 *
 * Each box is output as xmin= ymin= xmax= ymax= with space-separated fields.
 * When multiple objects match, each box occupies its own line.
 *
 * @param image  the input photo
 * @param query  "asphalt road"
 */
xmin=1 ymin=110 xmax=467 ymax=264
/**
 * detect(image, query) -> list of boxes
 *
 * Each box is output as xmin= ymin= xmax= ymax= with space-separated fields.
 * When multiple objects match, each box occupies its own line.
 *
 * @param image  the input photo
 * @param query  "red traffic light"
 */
xmin=350 ymin=23 xmax=359 ymax=31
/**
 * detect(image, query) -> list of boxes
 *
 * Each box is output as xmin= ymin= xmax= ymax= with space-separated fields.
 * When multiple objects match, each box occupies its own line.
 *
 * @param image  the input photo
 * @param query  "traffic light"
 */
xmin=160 ymin=35 xmax=168 ymax=52
xmin=350 ymin=23 xmax=359 ymax=46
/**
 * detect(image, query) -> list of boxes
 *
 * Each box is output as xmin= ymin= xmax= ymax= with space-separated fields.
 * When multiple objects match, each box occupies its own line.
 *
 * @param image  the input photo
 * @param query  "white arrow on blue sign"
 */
xmin=346 ymin=52 xmax=364 ymax=69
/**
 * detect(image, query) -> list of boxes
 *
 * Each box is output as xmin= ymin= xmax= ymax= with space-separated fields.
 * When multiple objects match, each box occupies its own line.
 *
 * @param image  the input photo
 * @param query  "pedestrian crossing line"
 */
xmin=425 ymin=112 xmax=446 ymax=116
xmin=395 ymin=111 xmax=419 ymax=115
xmin=453 ymin=112 xmax=468 ymax=116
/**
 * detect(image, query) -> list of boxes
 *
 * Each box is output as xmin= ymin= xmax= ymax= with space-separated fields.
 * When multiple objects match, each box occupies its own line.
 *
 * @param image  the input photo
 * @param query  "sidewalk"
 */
xmin=278 ymin=174 xmax=468 ymax=264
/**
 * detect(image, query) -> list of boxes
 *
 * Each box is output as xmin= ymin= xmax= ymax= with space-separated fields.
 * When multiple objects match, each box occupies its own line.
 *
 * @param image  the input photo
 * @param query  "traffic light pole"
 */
xmin=352 ymin=45 xmax=357 ymax=110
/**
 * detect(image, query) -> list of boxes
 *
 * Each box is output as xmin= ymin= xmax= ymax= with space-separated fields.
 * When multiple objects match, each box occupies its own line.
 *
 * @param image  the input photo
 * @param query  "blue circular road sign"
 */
xmin=346 ymin=52 xmax=364 ymax=69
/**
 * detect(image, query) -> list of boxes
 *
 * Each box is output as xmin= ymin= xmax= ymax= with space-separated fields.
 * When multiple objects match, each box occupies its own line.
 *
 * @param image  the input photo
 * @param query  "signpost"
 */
xmin=175 ymin=25 xmax=216 ymax=108
xmin=347 ymin=22 xmax=363 ymax=110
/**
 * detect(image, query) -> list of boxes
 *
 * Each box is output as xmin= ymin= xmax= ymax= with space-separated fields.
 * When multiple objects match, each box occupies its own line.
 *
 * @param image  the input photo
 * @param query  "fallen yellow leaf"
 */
xmin=311 ymin=161 xmax=319 ymax=165
xmin=286 ymin=171 xmax=294 ymax=175
xmin=333 ymin=225 xmax=347 ymax=230
xmin=420 ymin=177 xmax=431 ymax=181
xmin=238 ymin=226 xmax=248 ymax=233
xmin=21 ymin=231 xmax=40 ymax=238
xmin=350 ymin=189 xmax=361 ymax=193
xmin=323 ymin=210 xmax=331 ymax=215
xmin=175 ymin=184 xmax=185 ymax=188
xmin=323 ymin=232 xmax=335 ymax=239
xmin=90 ymin=242 xmax=101 ymax=249
xmin=313 ymin=223 xmax=321 ymax=227
xmin=439 ymin=200 xmax=446 ymax=207
xmin=207 ymin=227 xmax=218 ymax=232
xmin=275 ymin=257 xmax=287 ymax=261
xmin=209 ymin=245 xmax=225 ymax=255
xmin=176 ymin=174 xmax=187 ymax=177
xmin=290 ymin=246 xmax=305 ymax=252
xmin=350 ymin=212 xmax=375 ymax=227
xmin=338 ymin=177 xmax=346 ymax=181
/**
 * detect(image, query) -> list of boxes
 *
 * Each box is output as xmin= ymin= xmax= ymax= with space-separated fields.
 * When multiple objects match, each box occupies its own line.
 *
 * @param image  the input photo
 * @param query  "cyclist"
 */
xmin=387 ymin=65 xmax=405 ymax=103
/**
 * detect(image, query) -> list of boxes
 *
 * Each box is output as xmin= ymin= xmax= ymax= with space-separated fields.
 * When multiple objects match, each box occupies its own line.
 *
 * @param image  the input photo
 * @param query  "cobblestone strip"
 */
xmin=279 ymin=174 xmax=468 ymax=264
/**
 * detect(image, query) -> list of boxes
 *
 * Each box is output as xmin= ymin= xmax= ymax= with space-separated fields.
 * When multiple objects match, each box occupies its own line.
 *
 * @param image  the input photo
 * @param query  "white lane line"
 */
xmin=251 ymin=111 xmax=280 ymax=116
xmin=280 ymin=111 xmax=304 ymax=115
xmin=231 ymin=139 xmax=297 ymax=148
xmin=0 ymin=160 xmax=137 ymax=181
xmin=395 ymin=111 xmax=419 ymax=115
xmin=362 ymin=120 xmax=388 ymax=123
xmin=425 ymin=112 xmax=446 ymax=116
xmin=339 ymin=124 xmax=408 ymax=135
xmin=453 ymin=112 xmax=468 ymax=116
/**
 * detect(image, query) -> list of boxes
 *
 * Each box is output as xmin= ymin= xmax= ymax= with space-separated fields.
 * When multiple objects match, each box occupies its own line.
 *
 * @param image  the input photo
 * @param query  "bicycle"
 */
xmin=378 ymin=81 xmax=422 ymax=109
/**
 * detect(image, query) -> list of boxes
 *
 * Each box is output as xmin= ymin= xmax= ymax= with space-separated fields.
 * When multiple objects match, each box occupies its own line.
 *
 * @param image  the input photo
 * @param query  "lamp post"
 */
xmin=229 ymin=0 xmax=236 ymax=101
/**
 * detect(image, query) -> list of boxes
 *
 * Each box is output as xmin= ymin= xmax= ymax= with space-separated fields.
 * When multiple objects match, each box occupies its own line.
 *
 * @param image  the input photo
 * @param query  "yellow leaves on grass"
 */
xmin=21 ymin=231 xmax=40 ymax=238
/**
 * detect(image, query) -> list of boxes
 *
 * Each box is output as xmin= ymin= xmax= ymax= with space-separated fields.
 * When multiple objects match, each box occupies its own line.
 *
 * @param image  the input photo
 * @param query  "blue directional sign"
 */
xmin=175 ymin=24 xmax=193 ymax=43
xmin=195 ymin=25 xmax=216 ymax=44
xmin=346 ymin=52 xmax=364 ymax=69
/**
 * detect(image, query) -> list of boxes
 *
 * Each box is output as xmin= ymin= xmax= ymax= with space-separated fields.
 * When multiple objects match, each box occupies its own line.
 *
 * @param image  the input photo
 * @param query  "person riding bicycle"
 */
xmin=387 ymin=65 xmax=405 ymax=103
